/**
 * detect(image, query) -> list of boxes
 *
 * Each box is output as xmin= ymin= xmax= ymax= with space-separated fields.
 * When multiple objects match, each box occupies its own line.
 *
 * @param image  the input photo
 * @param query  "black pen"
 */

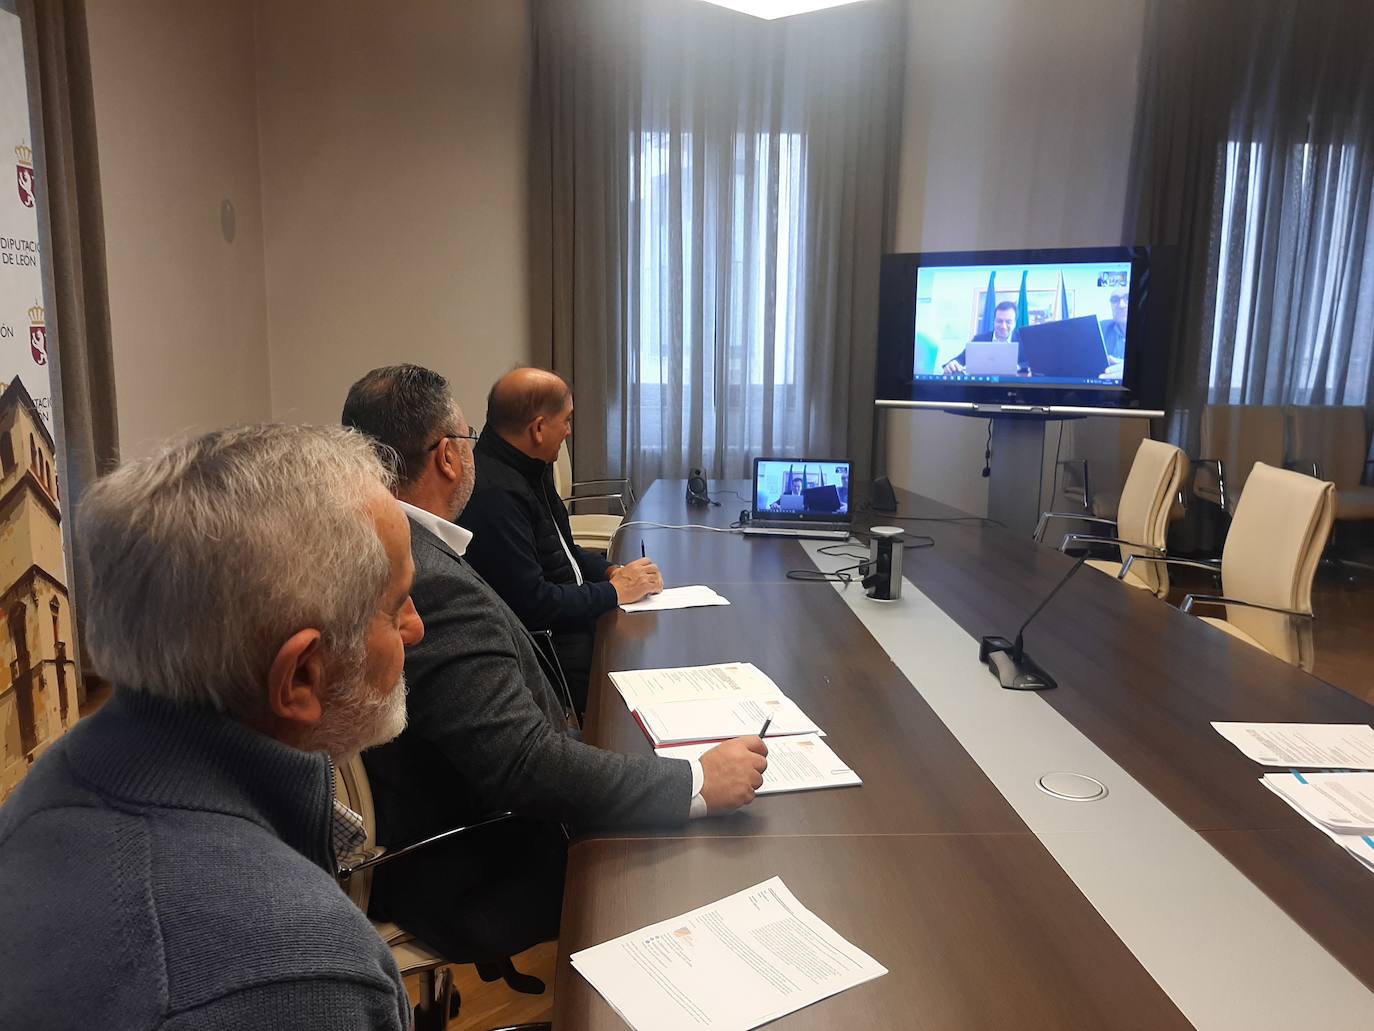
xmin=758 ymin=717 xmax=772 ymax=738
xmin=640 ymin=539 xmax=646 ymax=559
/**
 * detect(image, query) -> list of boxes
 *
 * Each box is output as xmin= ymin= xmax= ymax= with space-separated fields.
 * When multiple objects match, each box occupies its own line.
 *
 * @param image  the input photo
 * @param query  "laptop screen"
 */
xmin=752 ymin=459 xmax=853 ymax=522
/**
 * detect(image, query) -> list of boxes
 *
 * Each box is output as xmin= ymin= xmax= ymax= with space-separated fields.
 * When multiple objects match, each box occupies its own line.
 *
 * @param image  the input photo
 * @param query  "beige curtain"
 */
xmin=530 ymin=0 xmax=905 ymax=493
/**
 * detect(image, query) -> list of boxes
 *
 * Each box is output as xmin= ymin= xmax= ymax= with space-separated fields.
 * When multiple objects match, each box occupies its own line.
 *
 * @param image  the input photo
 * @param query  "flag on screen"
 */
xmin=979 ymin=271 xmax=997 ymax=335
xmin=1059 ymin=270 xmax=1071 ymax=319
xmin=1017 ymin=270 xmax=1029 ymax=330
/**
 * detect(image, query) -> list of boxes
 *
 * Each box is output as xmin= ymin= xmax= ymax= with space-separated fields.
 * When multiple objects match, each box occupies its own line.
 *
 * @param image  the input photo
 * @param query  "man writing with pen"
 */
xmin=458 ymin=367 xmax=663 ymax=713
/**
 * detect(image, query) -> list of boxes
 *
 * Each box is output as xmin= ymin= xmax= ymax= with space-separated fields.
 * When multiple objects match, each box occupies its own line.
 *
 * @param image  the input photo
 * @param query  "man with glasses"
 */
xmin=341 ymin=365 xmax=767 ymax=967
xmin=1099 ymin=290 xmax=1130 ymax=379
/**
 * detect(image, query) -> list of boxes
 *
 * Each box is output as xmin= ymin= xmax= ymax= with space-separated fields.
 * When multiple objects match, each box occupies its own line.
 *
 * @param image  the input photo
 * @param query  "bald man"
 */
xmin=459 ymin=368 xmax=661 ymax=710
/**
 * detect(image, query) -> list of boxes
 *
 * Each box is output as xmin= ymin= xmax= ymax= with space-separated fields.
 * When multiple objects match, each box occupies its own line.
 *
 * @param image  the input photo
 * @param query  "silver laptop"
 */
xmin=742 ymin=457 xmax=852 ymax=540
xmin=964 ymin=340 xmax=1019 ymax=376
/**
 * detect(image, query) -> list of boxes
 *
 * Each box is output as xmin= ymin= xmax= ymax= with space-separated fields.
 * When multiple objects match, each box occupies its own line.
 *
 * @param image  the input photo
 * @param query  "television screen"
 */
xmin=875 ymin=246 xmax=1168 ymax=414
xmin=912 ymin=260 xmax=1131 ymax=386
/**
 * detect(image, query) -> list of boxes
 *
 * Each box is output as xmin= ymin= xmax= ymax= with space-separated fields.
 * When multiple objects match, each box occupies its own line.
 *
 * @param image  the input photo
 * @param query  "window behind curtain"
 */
xmin=1205 ymin=136 xmax=1374 ymax=407
xmin=630 ymin=129 xmax=808 ymax=459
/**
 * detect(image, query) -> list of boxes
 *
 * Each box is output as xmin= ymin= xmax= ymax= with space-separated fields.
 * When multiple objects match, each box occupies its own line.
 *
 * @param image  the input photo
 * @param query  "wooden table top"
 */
xmin=554 ymin=479 xmax=1374 ymax=1028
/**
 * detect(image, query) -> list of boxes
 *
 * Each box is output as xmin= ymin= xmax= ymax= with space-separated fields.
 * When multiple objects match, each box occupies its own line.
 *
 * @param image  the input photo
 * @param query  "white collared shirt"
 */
xmin=399 ymin=499 xmax=473 ymax=556
xmin=398 ymin=499 xmax=707 ymax=818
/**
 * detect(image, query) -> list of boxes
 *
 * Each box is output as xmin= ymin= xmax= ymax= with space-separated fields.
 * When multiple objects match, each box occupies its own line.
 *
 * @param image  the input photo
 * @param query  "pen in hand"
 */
xmin=758 ymin=716 xmax=772 ymax=739
xmin=641 ymin=539 xmax=646 ymax=560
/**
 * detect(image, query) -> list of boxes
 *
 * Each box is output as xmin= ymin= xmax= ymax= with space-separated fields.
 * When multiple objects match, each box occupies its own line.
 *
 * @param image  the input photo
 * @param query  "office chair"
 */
xmin=1284 ymin=405 xmax=1374 ymax=574
xmin=554 ymin=442 xmax=633 ymax=553
xmin=1035 ymin=438 xmax=1187 ymax=597
xmin=334 ymin=758 xmax=552 ymax=1031
xmin=1192 ymin=404 xmax=1286 ymax=515
xmin=1121 ymin=462 xmax=1335 ymax=671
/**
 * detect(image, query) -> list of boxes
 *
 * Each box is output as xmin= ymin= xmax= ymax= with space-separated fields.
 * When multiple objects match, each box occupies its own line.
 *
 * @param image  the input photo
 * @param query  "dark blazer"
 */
xmin=460 ymin=427 xmax=617 ymax=632
xmin=364 ymin=519 xmax=691 ymax=958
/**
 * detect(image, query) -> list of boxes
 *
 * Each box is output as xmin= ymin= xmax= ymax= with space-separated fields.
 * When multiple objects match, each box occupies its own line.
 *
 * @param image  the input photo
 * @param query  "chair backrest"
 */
xmin=1115 ymin=438 xmax=1188 ymax=596
xmin=1286 ymin=405 xmax=1371 ymax=490
xmin=553 ymin=442 xmax=573 ymax=500
xmin=334 ymin=755 xmax=378 ymax=911
xmin=1221 ymin=462 xmax=1335 ymax=670
xmin=1059 ymin=417 xmax=1149 ymax=514
xmin=1196 ymin=405 xmax=1286 ymax=512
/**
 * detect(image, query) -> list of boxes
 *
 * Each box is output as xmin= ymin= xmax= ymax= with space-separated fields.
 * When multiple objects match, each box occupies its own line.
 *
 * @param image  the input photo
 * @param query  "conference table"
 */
xmin=551 ymin=480 xmax=1374 ymax=1030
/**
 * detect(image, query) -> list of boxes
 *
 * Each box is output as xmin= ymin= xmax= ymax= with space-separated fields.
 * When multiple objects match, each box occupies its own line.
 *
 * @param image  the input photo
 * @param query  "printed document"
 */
xmin=570 ymin=876 xmax=886 ymax=1031
xmin=621 ymin=585 xmax=730 ymax=613
xmin=636 ymin=696 xmax=822 ymax=747
xmin=610 ymin=662 xmax=783 ymax=710
xmin=657 ymin=734 xmax=860 ymax=795
xmin=1261 ymin=773 xmax=1374 ymax=875
xmin=1261 ymin=772 xmax=1374 ymax=835
xmin=1211 ymin=722 xmax=1374 ymax=769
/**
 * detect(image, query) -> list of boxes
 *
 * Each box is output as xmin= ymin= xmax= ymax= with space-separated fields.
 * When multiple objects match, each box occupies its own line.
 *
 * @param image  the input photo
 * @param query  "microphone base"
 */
xmin=978 ymin=636 xmax=1058 ymax=691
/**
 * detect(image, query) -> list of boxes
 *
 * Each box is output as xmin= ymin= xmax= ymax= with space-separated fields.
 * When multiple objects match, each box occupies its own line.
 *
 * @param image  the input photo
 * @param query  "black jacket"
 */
xmin=459 ymin=426 xmax=617 ymax=632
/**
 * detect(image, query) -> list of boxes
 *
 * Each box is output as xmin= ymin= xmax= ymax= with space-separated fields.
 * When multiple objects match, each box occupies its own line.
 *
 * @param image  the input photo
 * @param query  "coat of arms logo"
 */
xmin=28 ymin=303 xmax=47 ymax=367
xmin=15 ymin=143 xmax=35 ymax=209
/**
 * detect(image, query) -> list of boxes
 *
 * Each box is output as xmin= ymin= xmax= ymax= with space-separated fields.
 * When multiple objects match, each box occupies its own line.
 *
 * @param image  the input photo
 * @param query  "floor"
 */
xmin=404 ymin=941 xmax=558 ymax=1030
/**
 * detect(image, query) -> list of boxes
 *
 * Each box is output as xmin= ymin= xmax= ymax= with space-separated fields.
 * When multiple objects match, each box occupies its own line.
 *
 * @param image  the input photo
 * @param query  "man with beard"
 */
xmin=0 ymin=424 xmax=423 ymax=1029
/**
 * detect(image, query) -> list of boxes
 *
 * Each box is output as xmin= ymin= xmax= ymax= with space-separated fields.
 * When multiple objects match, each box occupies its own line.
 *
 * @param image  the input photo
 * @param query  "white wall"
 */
xmin=87 ymin=0 xmax=271 ymax=460
xmin=255 ymin=0 xmax=532 ymax=430
xmin=885 ymin=0 xmax=1147 ymax=515
xmin=87 ymin=0 xmax=531 ymax=456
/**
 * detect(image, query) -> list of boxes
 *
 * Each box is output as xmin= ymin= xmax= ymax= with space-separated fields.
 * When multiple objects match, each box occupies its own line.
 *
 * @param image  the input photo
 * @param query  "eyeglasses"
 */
xmin=427 ymin=429 xmax=479 ymax=451
xmin=1110 ymin=294 xmax=1129 ymax=305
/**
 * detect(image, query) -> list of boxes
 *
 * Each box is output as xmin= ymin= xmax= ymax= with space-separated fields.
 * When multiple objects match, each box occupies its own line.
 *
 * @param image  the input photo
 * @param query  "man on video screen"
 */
xmin=942 ymin=301 xmax=1023 ymax=376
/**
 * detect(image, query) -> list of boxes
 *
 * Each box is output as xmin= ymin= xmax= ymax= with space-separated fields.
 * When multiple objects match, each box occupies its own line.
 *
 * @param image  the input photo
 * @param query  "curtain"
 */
xmin=19 ymin=0 xmax=119 ymax=683
xmin=1125 ymin=0 xmax=1374 ymax=457
xmin=530 ymin=0 xmax=905 ymax=494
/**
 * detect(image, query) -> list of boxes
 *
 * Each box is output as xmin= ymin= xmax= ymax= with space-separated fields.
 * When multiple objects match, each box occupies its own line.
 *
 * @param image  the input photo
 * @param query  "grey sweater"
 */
xmin=0 ymin=689 xmax=410 ymax=1030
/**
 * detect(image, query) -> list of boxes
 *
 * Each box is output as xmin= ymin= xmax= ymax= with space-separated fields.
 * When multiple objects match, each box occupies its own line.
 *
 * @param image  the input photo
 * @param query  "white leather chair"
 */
xmin=1122 ymin=462 xmax=1336 ymax=671
xmin=553 ymin=442 xmax=631 ymax=554
xmin=1035 ymin=438 xmax=1188 ymax=597
xmin=333 ymin=758 xmax=547 ymax=1031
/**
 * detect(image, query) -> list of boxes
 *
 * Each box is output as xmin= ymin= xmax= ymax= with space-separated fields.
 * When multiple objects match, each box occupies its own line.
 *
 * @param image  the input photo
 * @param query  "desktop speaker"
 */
xmin=686 ymin=469 xmax=712 ymax=506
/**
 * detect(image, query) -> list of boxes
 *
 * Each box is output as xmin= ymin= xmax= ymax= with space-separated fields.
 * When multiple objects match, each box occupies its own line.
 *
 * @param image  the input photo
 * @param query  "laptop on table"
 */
xmin=743 ymin=457 xmax=852 ymax=540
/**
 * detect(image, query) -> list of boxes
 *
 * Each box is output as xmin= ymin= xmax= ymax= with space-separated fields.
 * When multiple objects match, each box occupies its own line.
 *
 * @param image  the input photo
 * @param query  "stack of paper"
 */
xmin=620 ymin=585 xmax=730 ymax=613
xmin=657 ymin=734 xmax=862 ymax=794
xmin=570 ymin=877 xmax=886 ymax=1031
xmin=610 ymin=661 xmax=860 ymax=796
xmin=1212 ymin=722 xmax=1374 ymax=874
xmin=1261 ymin=771 xmax=1374 ymax=873
xmin=636 ymin=695 xmax=822 ymax=747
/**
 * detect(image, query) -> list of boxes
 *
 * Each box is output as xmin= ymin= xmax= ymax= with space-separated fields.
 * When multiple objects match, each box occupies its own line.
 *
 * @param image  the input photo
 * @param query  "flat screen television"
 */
xmin=875 ymin=246 xmax=1168 ymax=415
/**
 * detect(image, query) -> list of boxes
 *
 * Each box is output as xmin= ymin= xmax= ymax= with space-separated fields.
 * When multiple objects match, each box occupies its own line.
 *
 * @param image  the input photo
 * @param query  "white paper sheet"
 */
xmin=656 ymin=734 xmax=861 ymax=795
xmin=636 ymin=695 xmax=822 ymax=747
xmin=1211 ymin=722 xmax=1374 ymax=769
xmin=620 ymin=585 xmax=730 ymax=613
xmin=609 ymin=662 xmax=783 ymax=710
xmin=569 ymin=876 xmax=886 ymax=1031
xmin=1261 ymin=771 xmax=1374 ymax=834
xmin=1260 ymin=775 xmax=1374 ymax=874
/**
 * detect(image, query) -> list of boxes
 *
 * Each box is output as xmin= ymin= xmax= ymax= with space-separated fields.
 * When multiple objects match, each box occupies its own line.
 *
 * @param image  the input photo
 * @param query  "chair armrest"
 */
xmin=529 ymin=628 xmax=580 ymax=729
xmin=1191 ymin=457 xmax=1229 ymax=510
xmin=337 ymin=811 xmax=515 ymax=880
xmin=1284 ymin=456 xmax=1322 ymax=478
xmin=1118 ymin=554 xmax=1222 ymax=580
xmin=573 ymin=476 xmax=636 ymax=506
xmin=1034 ymin=511 xmax=1116 ymax=542
xmin=1180 ymin=594 xmax=1314 ymax=619
xmin=567 ymin=493 xmax=628 ymax=516
xmin=1059 ymin=534 xmax=1165 ymax=558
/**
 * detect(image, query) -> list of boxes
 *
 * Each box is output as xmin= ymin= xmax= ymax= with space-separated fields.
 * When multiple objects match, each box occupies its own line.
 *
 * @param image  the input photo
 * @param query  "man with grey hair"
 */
xmin=0 ymin=425 xmax=423 ymax=1030
xmin=342 ymin=365 xmax=767 ymax=964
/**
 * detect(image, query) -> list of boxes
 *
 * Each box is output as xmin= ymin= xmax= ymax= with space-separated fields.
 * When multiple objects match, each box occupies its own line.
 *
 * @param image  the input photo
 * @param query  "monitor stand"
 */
xmin=987 ymin=416 xmax=1047 ymax=537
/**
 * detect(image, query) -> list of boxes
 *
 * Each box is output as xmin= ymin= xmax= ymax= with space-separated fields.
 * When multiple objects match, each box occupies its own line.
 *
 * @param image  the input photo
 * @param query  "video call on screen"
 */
xmin=912 ymin=261 xmax=1132 ymax=386
xmin=756 ymin=461 xmax=851 ymax=516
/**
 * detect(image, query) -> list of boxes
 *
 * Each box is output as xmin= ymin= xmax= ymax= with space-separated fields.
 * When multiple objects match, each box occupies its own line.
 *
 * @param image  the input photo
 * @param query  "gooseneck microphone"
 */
xmin=978 ymin=554 xmax=1088 ymax=691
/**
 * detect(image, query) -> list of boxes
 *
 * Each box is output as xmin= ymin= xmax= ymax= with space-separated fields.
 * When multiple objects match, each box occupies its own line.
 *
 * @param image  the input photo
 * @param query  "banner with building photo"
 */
xmin=0 ymin=4 xmax=78 ymax=802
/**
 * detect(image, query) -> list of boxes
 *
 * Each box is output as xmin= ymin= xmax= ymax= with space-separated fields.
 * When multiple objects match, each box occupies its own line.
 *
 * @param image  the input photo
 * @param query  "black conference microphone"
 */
xmin=978 ymin=553 xmax=1088 ymax=691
